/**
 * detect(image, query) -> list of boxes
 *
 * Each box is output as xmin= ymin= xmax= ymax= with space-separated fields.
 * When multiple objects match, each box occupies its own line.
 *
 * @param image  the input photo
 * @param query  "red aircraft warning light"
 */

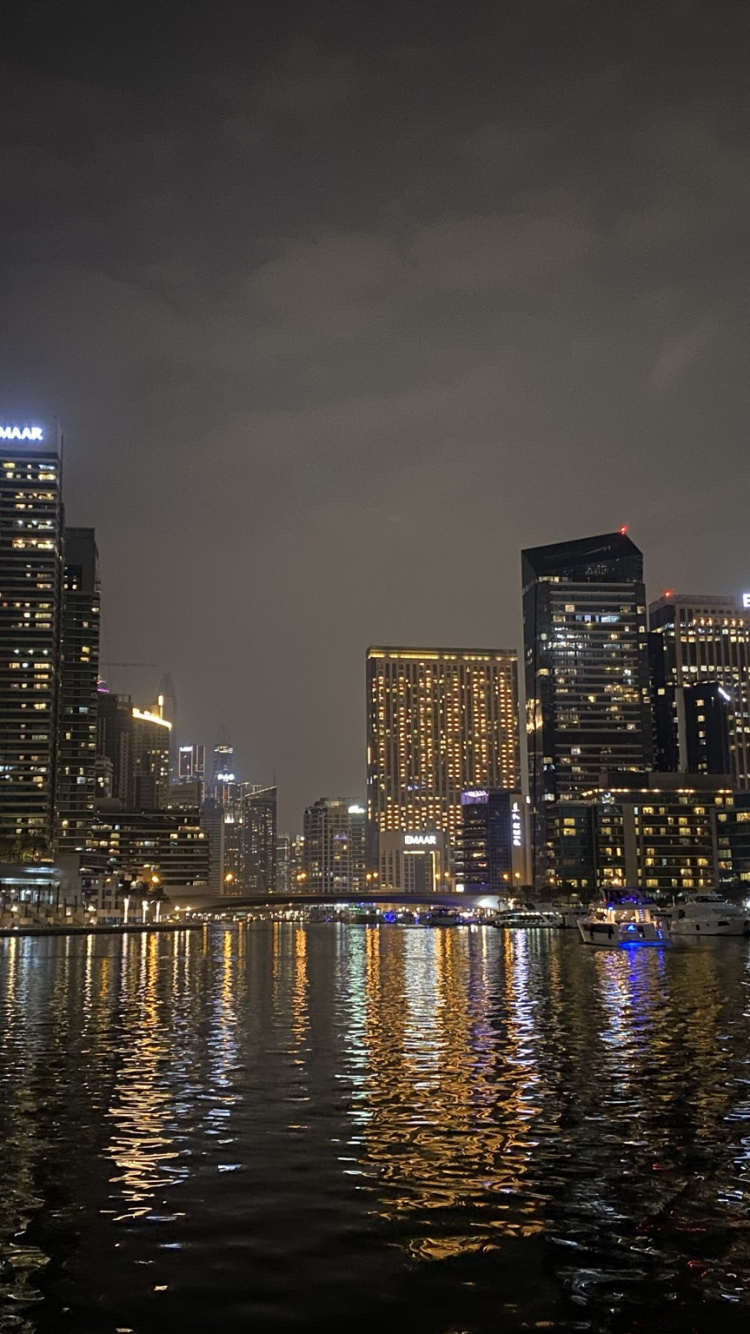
xmin=619 ymin=525 xmax=628 ymax=535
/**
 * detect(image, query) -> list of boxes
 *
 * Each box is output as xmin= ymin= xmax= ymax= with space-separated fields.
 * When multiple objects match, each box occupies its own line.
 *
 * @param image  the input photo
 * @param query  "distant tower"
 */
xmin=157 ymin=673 xmax=177 ymax=781
xmin=210 ymin=723 xmax=235 ymax=805
xmin=57 ymin=528 xmax=101 ymax=852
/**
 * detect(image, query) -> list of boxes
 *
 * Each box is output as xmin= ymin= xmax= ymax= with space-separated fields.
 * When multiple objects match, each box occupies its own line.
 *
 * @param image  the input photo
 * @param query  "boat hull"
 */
xmin=578 ymin=919 xmax=668 ymax=947
xmin=670 ymin=917 xmax=749 ymax=938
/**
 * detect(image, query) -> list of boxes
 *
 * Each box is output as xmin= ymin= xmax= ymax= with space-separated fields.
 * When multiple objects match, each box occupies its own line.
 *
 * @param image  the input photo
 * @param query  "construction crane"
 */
xmin=99 ymin=662 xmax=157 ymax=669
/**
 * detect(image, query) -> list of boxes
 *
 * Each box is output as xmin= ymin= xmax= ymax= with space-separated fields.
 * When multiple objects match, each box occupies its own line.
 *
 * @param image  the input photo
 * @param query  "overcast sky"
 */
xmin=1 ymin=0 xmax=748 ymax=829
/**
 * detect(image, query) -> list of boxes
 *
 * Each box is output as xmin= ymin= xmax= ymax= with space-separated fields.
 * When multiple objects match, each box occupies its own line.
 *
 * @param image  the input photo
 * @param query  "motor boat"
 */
xmin=422 ymin=907 xmax=461 ymax=927
xmin=577 ymin=891 xmax=669 ymax=948
xmin=560 ymin=906 xmax=588 ymax=929
xmin=668 ymin=894 xmax=750 ymax=938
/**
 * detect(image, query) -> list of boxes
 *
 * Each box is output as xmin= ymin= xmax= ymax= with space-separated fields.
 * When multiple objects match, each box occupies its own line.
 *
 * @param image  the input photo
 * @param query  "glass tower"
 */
xmin=522 ymin=532 xmax=652 ymax=888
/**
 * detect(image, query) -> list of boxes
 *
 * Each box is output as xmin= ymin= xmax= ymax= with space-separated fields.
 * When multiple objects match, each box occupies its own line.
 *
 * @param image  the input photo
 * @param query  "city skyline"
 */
xmin=2 ymin=426 xmax=750 ymax=858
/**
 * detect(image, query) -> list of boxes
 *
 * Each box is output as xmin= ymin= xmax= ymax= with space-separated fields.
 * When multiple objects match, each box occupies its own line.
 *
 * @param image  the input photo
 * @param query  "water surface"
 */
xmin=1 ymin=924 xmax=750 ymax=1333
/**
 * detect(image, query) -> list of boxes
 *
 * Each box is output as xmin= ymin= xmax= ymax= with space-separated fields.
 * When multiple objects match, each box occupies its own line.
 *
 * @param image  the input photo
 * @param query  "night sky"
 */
xmin=1 ymin=0 xmax=748 ymax=830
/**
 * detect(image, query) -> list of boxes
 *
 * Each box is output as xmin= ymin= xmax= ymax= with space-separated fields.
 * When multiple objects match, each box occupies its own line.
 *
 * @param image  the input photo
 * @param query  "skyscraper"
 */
xmin=303 ymin=797 xmax=366 ymax=895
xmin=178 ymin=743 xmax=205 ymax=784
xmin=96 ymin=691 xmax=171 ymax=809
xmin=522 ymin=532 xmax=652 ymax=887
xmin=0 ymin=423 xmax=63 ymax=853
xmin=57 ymin=528 xmax=100 ymax=853
xmin=210 ymin=723 xmax=234 ymax=803
xmin=366 ymin=647 xmax=521 ymax=868
xmin=239 ymin=784 xmax=277 ymax=894
xmin=276 ymin=833 xmax=292 ymax=895
xmin=649 ymin=593 xmax=750 ymax=787
xmin=157 ymin=673 xmax=177 ymax=780
xmin=454 ymin=789 xmax=531 ymax=894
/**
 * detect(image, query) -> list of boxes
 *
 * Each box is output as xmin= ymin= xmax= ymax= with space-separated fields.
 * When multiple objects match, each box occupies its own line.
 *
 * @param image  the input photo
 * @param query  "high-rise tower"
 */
xmin=157 ymin=673 xmax=177 ymax=780
xmin=649 ymin=593 xmax=750 ymax=788
xmin=57 ymin=528 xmax=100 ymax=852
xmin=366 ymin=647 xmax=521 ymax=870
xmin=522 ymin=531 xmax=652 ymax=888
xmin=0 ymin=422 xmax=63 ymax=853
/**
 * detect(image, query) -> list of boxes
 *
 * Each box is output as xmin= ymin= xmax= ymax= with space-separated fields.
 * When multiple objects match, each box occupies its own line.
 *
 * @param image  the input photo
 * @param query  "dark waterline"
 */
xmin=1 ymin=924 xmax=749 ymax=1333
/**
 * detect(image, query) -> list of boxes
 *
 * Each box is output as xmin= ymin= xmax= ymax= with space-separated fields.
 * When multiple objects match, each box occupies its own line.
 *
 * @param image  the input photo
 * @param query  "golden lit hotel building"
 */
xmin=366 ymin=647 xmax=521 ymax=871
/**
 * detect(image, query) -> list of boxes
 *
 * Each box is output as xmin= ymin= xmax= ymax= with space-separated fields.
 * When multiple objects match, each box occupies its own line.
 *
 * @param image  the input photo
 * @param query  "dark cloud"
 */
xmin=1 ymin=0 xmax=749 ymax=827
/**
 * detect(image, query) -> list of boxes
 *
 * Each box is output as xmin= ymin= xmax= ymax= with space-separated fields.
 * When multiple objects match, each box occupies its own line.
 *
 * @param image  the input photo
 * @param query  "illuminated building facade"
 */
xmin=454 ymin=789 xmax=531 ymax=893
xmin=366 ymin=647 xmax=520 ymax=871
xmin=86 ymin=809 xmax=209 ymax=888
xmin=718 ymin=790 xmax=750 ymax=888
xmin=649 ymin=593 xmax=750 ymax=788
xmin=0 ymin=426 xmax=63 ymax=850
xmin=591 ymin=771 xmax=732 ymax=896
xmin=302 ymin=797 xmax=366 ymax=895
xmin=57 ymin=529 xmax=100 ymax=852
xmin=378 ymin=828 xmax=450 ymax=895
xmin=522 ymin=532 xmax=652 ymax=887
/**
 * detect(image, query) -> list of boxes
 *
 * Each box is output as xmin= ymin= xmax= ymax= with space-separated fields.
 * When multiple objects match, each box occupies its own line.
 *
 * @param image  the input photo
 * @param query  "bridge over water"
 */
xmin=173 ymin=890 xmax=502 ymax=913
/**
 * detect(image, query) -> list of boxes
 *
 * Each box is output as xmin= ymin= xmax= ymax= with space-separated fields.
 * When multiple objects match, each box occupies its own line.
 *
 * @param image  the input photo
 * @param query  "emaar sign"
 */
xmin=0 ymin=426 xmax=44 ymax=441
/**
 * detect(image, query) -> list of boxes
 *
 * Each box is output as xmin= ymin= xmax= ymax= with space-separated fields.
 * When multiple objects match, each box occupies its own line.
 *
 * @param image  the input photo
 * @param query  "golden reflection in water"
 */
xmin=105 ymin=933 xmax=182 ymax=1222
xmin=209 ymin=927 xmax=240 ymax=1092
xmin=0 ymin=938 xmax=50 ymax=1311
xmin=290 ymin=927 xmax=309 ymax=1053
xmin=352 ymin=928 xmax=545 ymax=1260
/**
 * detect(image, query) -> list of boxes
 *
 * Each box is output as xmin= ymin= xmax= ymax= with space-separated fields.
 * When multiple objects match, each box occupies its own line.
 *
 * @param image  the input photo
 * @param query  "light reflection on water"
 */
xmin=0 ymin=925 xmax=750 ymax=1332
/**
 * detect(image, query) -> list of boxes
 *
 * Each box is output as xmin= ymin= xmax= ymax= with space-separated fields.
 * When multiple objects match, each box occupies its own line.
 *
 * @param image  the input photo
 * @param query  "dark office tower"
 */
xmin=57 ymin=528 xmax=100 ymax=852
xmin=649 ymin=593 xmax=750 ymax=787
xmin=178 ymin=743 xmax=205 ymax=784
xmin=241 ymin=784 xmax=277 ymax=894
xmin=158 ymin=673 xmax=177 ymax=780
xmin=347 ymin=803 xmax=367 ymax=894
xmin=276 ymin=833 xmax=292 ymax=895
xmin=0 ymin=425 xmax=63 ymax=853
xmin=96 ymin=690 xmax=134 ymax=803
xmin=96 ymin=691 xmax=170 ymax=809
xmin=454 ymin=789 xmax=531 ymax=893
xmin=210 ymin=724 xmax=234 ymax=804
xmin=522 ymin=531 xmax=652 ymax=888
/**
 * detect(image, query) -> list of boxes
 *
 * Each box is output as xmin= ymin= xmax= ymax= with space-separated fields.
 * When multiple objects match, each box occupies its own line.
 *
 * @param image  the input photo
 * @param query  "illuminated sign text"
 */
xmin=511 ymin=801 xmax=523 ymax=848
xmin=0 ymin=426 xmax=44 ymax=441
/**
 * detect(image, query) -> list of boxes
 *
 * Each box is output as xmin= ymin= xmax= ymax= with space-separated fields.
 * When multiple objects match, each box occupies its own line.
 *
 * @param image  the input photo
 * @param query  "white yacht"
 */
xmin=577 ymin=892 xmax=669 ymax=948
xmin=668 ymin=894 xmax=750 ymax=939
xmin=493 ymin=908 xmax=559 ymax=929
